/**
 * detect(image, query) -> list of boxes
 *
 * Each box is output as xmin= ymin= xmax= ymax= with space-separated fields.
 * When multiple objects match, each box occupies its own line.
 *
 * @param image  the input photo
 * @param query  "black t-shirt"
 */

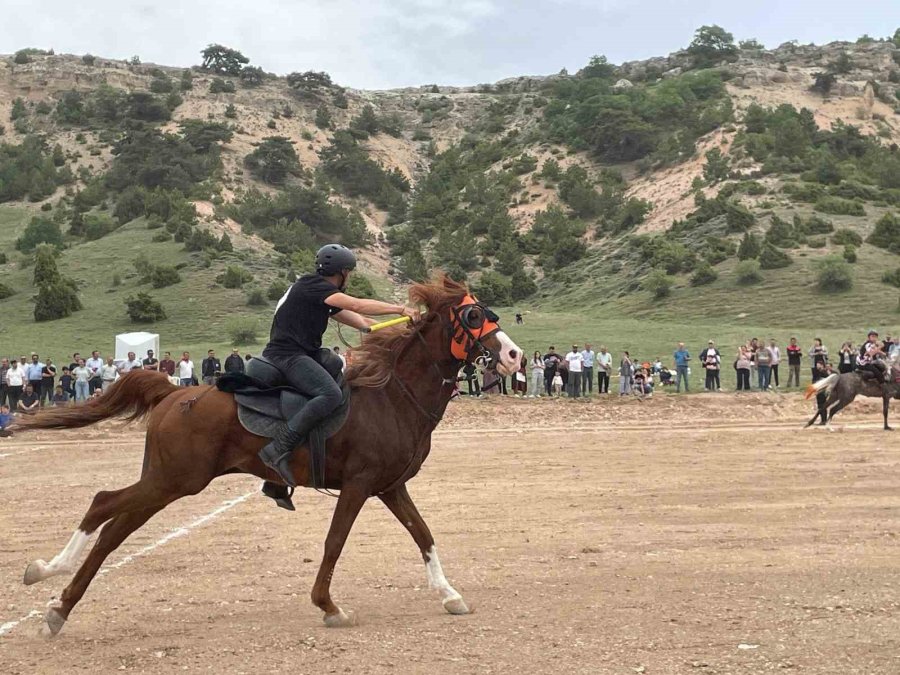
xmin=20 ymin=390 xmax=39 ymax=407
xmin=264 ymin=274 xmax=341 ymax=357
xmin=142 ymin=357 xmax=159 ymax=369
xmin=42 ymin=364 xmax=57 ymax=380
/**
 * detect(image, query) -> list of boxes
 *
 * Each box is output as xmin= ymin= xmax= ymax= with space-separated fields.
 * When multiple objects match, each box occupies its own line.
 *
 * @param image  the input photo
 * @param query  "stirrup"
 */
xmin=261 ymin=481 xmax=295 ymax=511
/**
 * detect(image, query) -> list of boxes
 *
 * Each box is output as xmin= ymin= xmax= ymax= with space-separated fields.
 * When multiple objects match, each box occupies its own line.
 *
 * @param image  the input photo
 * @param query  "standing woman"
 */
xmin=704 ymin=347 xmax=721 ymax=391
xmin=735 ymin=346 xmax=752 ymax=391
xmin=512 ymin=355 xmax=528 ymax=397
xmin=618 ymin=351 xmax=633 ymax=396
xmin=529 ymin=350 xmax=544 ymax=398
xmin=838 ymin=341 xmax=855 ymax=374
xmin=808 ymin=337 xmax=828 ymax=380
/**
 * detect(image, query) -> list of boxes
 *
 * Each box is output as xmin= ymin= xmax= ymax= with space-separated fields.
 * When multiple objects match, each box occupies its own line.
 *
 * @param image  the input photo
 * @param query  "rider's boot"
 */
xmin=261 ymin=481 xmax=296 ymax=511
xmin=258 ymin=424 xmax=303 ymax=488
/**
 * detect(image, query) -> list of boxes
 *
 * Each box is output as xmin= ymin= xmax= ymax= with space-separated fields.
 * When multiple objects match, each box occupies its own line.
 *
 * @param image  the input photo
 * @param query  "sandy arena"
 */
xmin=1 ymin=393 xmax=899 ymax=674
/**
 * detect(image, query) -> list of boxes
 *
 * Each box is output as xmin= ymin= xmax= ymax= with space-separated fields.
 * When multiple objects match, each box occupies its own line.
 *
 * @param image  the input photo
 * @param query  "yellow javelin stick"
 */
xmin=365 ymin=315 xmax=411 ymax=333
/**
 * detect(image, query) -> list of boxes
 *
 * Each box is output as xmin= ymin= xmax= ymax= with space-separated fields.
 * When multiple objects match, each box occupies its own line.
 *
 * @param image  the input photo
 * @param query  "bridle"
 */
xmin=386 ymin=295 xmax=503 ymax=427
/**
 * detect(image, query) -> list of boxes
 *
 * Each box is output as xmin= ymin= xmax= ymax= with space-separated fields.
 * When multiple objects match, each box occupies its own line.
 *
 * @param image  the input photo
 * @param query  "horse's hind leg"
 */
xmin=24 ymin=479 xmax=162 ymax=585
xmin=40 ymin=506 xmax=163 ymax=637
xmin=378 ymin=485 xmax=469 ymax=616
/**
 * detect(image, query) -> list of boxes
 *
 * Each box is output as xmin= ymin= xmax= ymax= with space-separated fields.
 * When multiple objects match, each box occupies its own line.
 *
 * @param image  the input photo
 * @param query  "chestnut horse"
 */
xmin=15 ymin=275 xmax=521 ymax=637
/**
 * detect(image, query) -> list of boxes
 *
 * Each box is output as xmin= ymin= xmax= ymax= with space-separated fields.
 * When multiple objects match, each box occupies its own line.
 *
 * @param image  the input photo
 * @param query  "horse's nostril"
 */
xmin=509 ymin=349 xmax=518 ymax=360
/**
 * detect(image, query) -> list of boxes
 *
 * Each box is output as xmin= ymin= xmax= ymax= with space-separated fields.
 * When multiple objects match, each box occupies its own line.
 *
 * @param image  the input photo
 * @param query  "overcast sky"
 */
xmin=3 ymin=1 xmax=898 ymax=89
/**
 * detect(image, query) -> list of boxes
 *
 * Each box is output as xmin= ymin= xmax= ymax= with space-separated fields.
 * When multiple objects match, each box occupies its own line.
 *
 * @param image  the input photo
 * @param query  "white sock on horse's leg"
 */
xmin=24 ymin=530 xmax=93 ymax=585
xmin=424 ymin=545 xmax=469 ymax=614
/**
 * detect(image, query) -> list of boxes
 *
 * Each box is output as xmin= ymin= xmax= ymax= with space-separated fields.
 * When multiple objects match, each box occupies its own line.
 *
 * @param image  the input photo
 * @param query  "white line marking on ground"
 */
xmin=0 ymin=490 xmax=256 ymax=638
xmin=0 ymin=446 xmax=46 ymax=459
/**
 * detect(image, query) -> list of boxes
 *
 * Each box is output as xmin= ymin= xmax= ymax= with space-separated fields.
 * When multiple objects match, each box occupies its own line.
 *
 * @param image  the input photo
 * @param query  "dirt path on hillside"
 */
xmin=1 ymin=394 xmax=899 ymax=674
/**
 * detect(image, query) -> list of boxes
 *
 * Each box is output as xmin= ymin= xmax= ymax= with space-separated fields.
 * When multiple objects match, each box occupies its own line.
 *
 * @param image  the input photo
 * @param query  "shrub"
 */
xmin=150 ymin=265 xmax=181 ymax=288
xmin=224 ymin=104 xmax=237 ymax=119
xmin=831 ymin=228 xmax=862 ymax=246
xmin=735 ymin=259 xmax=762 ymax=285
xmin=807 ymin=235 xmax=827 ymax=249
xmin=151 ymin=231 xmax=171 ymax=242
xmin=510 ymin=269 xmax=537 ymax=300
xmin=765 ymin=215 xmax=798 ymax=248
xmin=473 ymin=271 xmax=512 ymax=305
xmin=758 ymin=242 xmax=792 ymax=269
xmin=15 ymin=217 xmax=63 ymax=252
xmin=209 ymin=78 xmax=236 ymax=94
xmin=0 ymin=282 xmax=15 ymax=299
xmin=816 ymin=256 xmax=853 ymax=292
xmin=83 ymin=213 xmax=118 ymax=240
xmin=690 ymin=263 xmax=718 ymax=286
xmin=883 ymin=267 xmax=900 ymax=288
xmin=111 ymin=273 xmax=121 ymax=287
xmin=814 ymin=196 xmax=865 ymax=216
xmin=843 ymin=244 xmax=857 ymax=263
xmin=217 ymin=265 xmax=253 ymax=288
xmin=34 ymin=278 xmax=82 ymax=321
xmin=245 ymin=288 xmax=267 ymax=306
xmin=244 ymin=136 xmax=301 ymax=185
xmin=226 ymin=317 xmax=258 ymax=345
xmin=33 ymin=243 xmax=60 ymax=286
xmin=867 ymin=212 xmax=900 ymax=252
xmin=315 ymin=105 xmax=332 ymax=130
xmin=642 ymin=270 xmax=674 ymax=299
xmin=346 ymin=273 xmax=377 ymax=299
xmin=737 ymin=232 xmax=761 ymax=260
xmin=0 ymin=252 xmax=7 ymax=263
xmin=267 ymin=280 xmax=288 ymax=301
xmin=82 ymin=54 xmax=96 ymax=66
xmin=125 ymin=292 xmax=167 ymax=323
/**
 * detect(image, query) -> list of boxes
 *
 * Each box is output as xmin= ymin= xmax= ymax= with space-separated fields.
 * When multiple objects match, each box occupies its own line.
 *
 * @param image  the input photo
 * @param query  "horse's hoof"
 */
xmin=886 ymin=427 xmax=894 ymax=432
xmin=23 ymin=560 xmax=48 ymax=586
xmin=323 ymin=608 xmax=356 ymax=627
xmin=39 ymin=607 xmax=66 ymax=638
xmin=442 ymin=595 xmax=470 ymax=615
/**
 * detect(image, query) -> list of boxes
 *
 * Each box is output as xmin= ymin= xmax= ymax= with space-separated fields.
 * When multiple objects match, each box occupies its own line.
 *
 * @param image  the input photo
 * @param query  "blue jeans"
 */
xmin=74 ymin=380 xmax=89 ymax=401
xmin=758 ymin=365 xmax=771 ymax=390
xmin=675 ymin=365 xmax=689 ymax=392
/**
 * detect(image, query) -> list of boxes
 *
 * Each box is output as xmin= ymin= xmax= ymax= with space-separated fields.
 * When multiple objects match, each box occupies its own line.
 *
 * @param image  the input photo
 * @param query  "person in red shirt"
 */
xmin=159 ymin=352 xmax=176 ymax=377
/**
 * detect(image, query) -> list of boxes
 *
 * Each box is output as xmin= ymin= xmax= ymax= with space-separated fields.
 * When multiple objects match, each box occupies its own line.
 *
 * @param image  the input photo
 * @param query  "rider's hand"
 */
xmin=401 ymin=306 xmax=421 ymax=323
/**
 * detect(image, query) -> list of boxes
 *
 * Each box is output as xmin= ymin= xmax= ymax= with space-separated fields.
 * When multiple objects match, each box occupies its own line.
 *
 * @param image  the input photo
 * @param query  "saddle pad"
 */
xmin=235 ymin=381 xmax=351 ymax=440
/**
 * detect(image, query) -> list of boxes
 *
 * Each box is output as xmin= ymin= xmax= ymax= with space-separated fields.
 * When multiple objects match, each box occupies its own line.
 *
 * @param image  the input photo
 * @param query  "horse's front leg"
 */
xmin=884 ymin=394 xmax=893 ymax=431
xmin=379 ymin=485 xmax=470 ymax=615
xmin=311 ymin=483 xmax=367 ymax=626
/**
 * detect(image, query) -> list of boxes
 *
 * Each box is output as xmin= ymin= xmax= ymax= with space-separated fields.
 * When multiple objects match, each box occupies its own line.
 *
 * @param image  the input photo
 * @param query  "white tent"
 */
xmin=115 ymin=332 xmax=159 ymax=362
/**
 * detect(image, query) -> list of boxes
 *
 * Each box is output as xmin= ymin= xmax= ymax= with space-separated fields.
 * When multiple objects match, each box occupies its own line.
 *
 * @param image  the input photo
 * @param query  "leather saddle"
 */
xmin=218 ymin=350 xmax=351 ymax=488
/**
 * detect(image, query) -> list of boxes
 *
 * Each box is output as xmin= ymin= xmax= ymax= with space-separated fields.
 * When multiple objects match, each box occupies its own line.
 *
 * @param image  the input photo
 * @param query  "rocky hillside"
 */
xmin=2 ymin=30 xmax=900 ymax=343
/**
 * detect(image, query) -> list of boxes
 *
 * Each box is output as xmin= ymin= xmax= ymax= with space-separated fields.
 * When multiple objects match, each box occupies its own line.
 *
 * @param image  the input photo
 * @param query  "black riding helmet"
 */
xmin=315 ymin=244 xmax=357 ymax=277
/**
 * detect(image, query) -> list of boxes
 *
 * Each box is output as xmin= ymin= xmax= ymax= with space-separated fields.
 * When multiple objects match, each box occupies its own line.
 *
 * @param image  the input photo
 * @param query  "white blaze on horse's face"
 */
xmin=494 ymin=331 xmax=521 ymax=377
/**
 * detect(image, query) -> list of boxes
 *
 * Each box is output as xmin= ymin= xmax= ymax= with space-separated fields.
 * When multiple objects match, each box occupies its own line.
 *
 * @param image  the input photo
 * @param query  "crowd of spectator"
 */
xmin=456 ymin=335 xmax=893 ymax=401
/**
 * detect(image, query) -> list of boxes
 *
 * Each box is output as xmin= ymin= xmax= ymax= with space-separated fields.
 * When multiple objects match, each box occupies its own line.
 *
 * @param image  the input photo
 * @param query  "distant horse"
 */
xmin=804 ymin=366 xmax=900 ymax=430
xmin=14 ymin=275 xmax=521 ymax=637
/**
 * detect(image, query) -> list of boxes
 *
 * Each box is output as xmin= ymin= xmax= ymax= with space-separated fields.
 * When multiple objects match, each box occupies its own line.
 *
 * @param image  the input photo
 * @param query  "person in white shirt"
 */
xmin=178 ymin=351 xmax=195 ymax=387
xmin=596 ymin=346 xmax=613 ymax=394
xmin=85 ymin=350 xmax=104 ymax=395
xmin=564 ymin=344 xmax=584 ymax=398
xmin=768 ymin=339 xmax=781 ymax=388
xmin=333 ymin=346 xmax=346 ymax=372
xmin=101 ymin=357 xmax=119 ymax=391
xmin=580 ymin=344 xmax=596 ymax=396
xmin=118 ymin=351 xmax=143 ymax=374
xmin=5 ymin=358 xmax=27 ymax=410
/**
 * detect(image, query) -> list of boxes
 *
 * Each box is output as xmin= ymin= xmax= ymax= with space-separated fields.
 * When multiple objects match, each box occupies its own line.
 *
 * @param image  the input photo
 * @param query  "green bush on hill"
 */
xmin=0 ymin=135 xmax=74 ymax=203
xmin=217 ymin=265 xmax=254 ymax=289
xmin=758 ymin=242 xmax=793 ymax=269
xmin=642 ymin=270 xmax=674 ymax=299
xmin=125 ymin=292 xmax=167 ymax=323
xmin=735 ymin=259 xmax=762 ymax=285
xmin=816 ymin=256 xmax=853 ymax=292
xmin=244 ymin=136 xmax=301 ymax=185
xmin=814 ymin=196 xmax=865 ymax=216
xmin=690 ymin=263 xmax=718 ymax=286
xmin=831 ymin=228 xmax=863 ymax=246
xmin=150 ymin=265 xmax=181 ymax=288
xmin=737 ymin=232 xmax=761 ymax=260
xmin=15 ymin=217 xmax=63 ymax=252
xmin=867 ymin=212 xmax=900 ymax=252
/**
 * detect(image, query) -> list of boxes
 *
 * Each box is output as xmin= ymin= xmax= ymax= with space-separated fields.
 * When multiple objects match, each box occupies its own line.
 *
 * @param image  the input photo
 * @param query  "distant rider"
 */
xmin=258 ymin=244 xmax=419 ymax=487
xmin=856 ymin=329 xmax=889 ymax=383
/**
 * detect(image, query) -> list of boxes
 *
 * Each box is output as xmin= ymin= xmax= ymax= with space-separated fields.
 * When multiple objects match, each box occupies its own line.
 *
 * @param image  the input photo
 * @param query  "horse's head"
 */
xmin=411 ymin=275 xmax=522 ymax=377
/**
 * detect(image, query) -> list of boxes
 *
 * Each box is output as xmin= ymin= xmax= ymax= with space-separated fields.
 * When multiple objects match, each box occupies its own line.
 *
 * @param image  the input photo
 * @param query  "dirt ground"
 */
xmin=2 ymin=393 xmax=900 ymax=674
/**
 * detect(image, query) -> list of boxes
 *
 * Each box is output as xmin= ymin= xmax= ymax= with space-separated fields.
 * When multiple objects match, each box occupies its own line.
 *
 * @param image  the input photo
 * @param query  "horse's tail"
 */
xmin=11 ymin=370 xmax=178 ymax=432
xmin=804 ymin=373 xmax=839 ymax=400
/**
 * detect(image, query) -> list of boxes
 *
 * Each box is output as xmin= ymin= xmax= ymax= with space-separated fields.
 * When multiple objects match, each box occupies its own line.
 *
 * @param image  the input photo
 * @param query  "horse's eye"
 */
xmin=463 ymin=306 xmax=484 ymax=329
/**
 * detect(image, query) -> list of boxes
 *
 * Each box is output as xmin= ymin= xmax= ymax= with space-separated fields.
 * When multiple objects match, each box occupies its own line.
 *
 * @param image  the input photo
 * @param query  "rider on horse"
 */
xmin=258 ymin=244 xmax=420 ymax=487
xmin=857 ymin=329 xmax=890 ymax=383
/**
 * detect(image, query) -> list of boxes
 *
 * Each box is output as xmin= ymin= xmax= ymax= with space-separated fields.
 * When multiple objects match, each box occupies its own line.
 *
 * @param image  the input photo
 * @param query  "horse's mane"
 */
xmin=346 ymin=273 xmax=469 ymax=388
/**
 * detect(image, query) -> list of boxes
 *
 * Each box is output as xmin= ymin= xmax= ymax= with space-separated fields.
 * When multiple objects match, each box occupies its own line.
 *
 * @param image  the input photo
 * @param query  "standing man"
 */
xmin=142 ymin=349 xmax=159 ymax=371
xmin=40 ymin=358 xmax=57 ymax=406
xmin=101 ymin=357 xmax=119 ymax=391
xmin=701 ymin=340 xmax=720 ymax=391
xmin=68 ymin=352 xmax=81 ymax=372
xmin=769 ymin=339 xmax=781 ymax=388
xmin=581 ymin=344 xmax=595 ymax=396
xmin=85 ymin=350 xmax=103 ymax=394
xmin=159 ymin=351 xmax=176 ymax=379
xmin=596 ymin=346 xmax=612 ymax=394
xmin=224 ymin=348 xmax=244 ymax=374
xmin=786 ymin=337 xmax=802 ymax=387
xmin=26 ymin=354 xmax=45 ymax=396
xmin=5 ymin=358 xmax=26 ymax=411
xmin=333 ymin=346 xmax=346 ymax=371
xmin=119 ymin=351 xmax=143 ymax=374
xmin=565 ymin=345 xmax=583 ymax=398
xmin=673 ymin=342 xmax=691 ymax=393
xmin=178 ymin=352 xmax=195 ymax=387
xmin=201 ymin=349 xmax=221 ymax=385
xmin=0 ymin=357 xmax=9 ymax=408
xmin=542 ymin=346 xmax=562 ymax=397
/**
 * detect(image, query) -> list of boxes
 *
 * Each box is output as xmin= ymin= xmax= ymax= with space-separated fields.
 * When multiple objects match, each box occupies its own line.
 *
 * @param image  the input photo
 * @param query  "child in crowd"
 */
xmin=52 ymin=385 xmax=69 ymax=406
xmin=60 ymin=367 xmax=74 ymax=399
xmin=0 ymin=404 xmax=12 ymax=437
xmin=551 ymin=370 xmax=563 ymax=396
